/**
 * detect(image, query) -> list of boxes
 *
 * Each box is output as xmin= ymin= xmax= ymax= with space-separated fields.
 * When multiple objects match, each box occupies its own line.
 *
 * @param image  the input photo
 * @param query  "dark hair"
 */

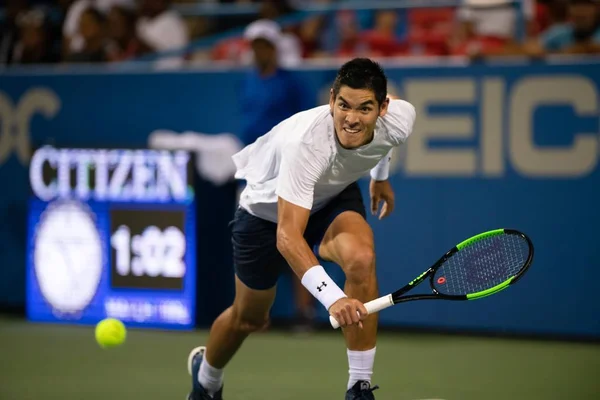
xmin=82 ymin=7 xmax=106 ymax=24
xmin=332 ymin=58 xmax=388 ymax=106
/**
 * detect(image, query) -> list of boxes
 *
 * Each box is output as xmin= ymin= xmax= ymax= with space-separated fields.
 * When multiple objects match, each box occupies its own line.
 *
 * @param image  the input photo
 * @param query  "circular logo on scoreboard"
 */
xmin=33 ymin=200 xmax=103 ymax=314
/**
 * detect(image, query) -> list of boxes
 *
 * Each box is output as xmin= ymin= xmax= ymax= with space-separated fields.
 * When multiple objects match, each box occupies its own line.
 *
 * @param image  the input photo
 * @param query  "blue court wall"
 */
xmin=1 ymin=59 xmax=598 ymax=338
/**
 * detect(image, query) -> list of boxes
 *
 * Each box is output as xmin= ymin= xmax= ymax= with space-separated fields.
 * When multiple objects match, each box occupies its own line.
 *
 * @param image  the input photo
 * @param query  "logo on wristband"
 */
xmin=317 ymin=282 xmax=328 ymax=292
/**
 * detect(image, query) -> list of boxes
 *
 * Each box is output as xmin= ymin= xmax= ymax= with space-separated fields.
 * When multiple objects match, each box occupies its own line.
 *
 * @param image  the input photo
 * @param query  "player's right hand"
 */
xmin=328 ymin=298 xmax=368 ymax=328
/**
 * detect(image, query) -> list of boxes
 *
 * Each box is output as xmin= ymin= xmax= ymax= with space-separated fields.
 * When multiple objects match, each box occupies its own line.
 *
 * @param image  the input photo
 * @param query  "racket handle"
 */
xmin=329 ymin=294 xmax=394 ymax=329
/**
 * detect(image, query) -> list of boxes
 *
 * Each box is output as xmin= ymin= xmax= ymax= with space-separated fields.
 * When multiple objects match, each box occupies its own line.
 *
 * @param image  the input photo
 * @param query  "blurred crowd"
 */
xmin=1 ymin=0 xmax=599 ymax=67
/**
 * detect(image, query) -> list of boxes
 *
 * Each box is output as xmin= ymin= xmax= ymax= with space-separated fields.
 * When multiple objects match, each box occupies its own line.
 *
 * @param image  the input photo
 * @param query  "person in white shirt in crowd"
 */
xmin=136 ymin=0 xmax=189 ymax=68
xmin=452 ymin=0 xmax=536 ymax=55
xmin=62 ymin=0 xmax=135 ymax=58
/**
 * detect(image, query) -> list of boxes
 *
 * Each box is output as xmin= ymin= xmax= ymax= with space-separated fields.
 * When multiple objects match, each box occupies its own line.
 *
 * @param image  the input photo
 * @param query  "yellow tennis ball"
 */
xmin=95 ymin=318 xmax=127 ymax=348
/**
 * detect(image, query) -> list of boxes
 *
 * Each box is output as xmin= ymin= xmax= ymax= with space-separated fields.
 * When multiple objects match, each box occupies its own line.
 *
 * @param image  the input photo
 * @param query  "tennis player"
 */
xmin=187 ymin=57 xmax=416 ymax=400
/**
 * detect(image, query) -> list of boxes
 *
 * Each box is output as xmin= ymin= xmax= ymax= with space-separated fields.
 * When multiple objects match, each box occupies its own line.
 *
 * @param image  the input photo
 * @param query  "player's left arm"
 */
xmin=369 ymin=98 xmax=417 ymax=219
xmin=369 ymin=149 xmax=395 ymax=220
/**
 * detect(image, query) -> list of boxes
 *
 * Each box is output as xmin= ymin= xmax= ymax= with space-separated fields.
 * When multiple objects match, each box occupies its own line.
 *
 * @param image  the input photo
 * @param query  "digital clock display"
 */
xmin=110 ymin=208 xmax=186 ymax=290
xmin=26 ymin=146 xmax=197 ymax=330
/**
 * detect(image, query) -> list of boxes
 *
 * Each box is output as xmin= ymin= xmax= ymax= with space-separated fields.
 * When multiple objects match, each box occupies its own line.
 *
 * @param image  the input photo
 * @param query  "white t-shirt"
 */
xmin=136 ymin=10 xmax=188 ymax=68
xmin=458 ymin=0 xmax=534 ymax=39
xmin=136 ymin=10 xmax=188 ymax=51
xmin=232 ymin=99 xmax=416 ymax=222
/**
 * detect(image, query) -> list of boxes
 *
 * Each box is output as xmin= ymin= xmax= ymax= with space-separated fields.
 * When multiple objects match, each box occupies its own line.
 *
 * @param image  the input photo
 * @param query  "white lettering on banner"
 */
xmin=104 ymin=297 xmax=190 ymax=324
xmin=389 ymin=76 xmax=599 ymax=178
xmin=404 ymin=79 xmax=477 ymax=176
xmin=0 ymin=89 xmax=61 ymax=165
xmin=108 ymin=151 xmax=133 ymax=199
xmin=3 ymin=79 xmax=598 ymax=179
xmin=29 ymin=146 xmax=190 ymax=202
xmin=159 ymin=300 xmax=191 ymax=324
xmin=510 ymin=76 xmax=599 ymax=177
xmin=481 ymin=78 xmax=504 ymax=177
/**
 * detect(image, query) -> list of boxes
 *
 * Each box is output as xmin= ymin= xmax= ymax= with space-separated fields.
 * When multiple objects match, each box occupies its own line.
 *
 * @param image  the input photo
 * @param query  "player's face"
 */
xmin=330 ymin=86 xmax=388 ymax=149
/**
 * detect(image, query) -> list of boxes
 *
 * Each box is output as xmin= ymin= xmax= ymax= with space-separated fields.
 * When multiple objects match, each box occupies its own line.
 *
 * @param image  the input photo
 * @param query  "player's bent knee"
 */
xmin=236 ymin=317 xmax=269 ymax=333
xmin=231 ymin=307 xmax=270 ymax=333
xmin=343 ymin=246 xmax=376 ymax=284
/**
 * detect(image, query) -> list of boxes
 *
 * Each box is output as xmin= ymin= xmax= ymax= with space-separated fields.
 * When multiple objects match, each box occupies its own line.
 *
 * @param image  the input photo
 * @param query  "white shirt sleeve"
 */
xmin=382 ymin=99 xmax=417 ymax=146
xmin=370 ymin=148 xmax=393 ymax=181
xmin=276 ymin=139 xmax=328 ymax=210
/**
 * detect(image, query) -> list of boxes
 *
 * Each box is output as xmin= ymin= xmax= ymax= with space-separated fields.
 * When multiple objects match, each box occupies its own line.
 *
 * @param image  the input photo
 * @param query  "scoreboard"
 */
xmin=26 ymin=146 xmax=196 ymax=329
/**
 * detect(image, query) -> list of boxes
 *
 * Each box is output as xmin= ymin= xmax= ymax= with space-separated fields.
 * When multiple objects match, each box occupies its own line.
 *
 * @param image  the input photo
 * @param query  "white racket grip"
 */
xmin=329 ymin=294 xmax=394 ymax=329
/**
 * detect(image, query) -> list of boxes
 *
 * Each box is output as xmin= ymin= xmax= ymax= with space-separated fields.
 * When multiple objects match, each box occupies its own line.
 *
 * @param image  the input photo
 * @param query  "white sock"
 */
xmin=197 ymin=357 xmax=224 ymax=396
xmin=347 ymin=347 xmax=376 ymax=390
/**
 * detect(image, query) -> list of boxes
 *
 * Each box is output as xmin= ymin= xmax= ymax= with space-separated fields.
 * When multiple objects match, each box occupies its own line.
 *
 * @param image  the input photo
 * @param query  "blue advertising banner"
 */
xmin=25 ymin=146 xmax=197 ymax=329
xmin=0 ymin=60 xmax=598 ymax=337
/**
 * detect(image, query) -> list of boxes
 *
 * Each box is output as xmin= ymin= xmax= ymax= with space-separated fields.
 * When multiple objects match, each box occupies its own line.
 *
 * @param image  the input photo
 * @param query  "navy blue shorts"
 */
xmin=230 ymin=182 xmax=366 ymax=290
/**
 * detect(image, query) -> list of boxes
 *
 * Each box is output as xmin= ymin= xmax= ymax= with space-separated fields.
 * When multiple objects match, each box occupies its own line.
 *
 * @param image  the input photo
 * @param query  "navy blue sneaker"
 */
xmin=186 ymin=346 xmax=224 ymax=400
xmin=345 ymin=380 xmax=379 ymax=400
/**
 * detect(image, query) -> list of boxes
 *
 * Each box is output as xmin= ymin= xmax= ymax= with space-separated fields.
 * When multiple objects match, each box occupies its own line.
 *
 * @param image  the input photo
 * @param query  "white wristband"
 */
xmin=370 ymin=148 xmax=393 ymax=181
xmin=301 ymin=265 xmax=347 ymax=311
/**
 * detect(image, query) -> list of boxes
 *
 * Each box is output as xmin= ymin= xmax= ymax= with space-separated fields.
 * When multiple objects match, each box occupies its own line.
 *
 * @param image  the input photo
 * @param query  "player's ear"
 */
xmin=329 ymin=88 xmax=335 ymax=108
xmin=378 ymin=97 xmax=390 ymax=117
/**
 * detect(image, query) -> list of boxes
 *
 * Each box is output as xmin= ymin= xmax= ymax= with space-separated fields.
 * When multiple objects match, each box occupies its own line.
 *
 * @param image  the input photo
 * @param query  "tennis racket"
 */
xmin=330 ymin=228 xmax=534 ymax=329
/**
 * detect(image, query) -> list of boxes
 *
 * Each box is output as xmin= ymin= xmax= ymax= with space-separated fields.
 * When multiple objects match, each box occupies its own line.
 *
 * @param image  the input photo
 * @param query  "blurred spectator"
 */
xmin=12 ymin=7 xmax=59 ymax=64
xmin=8 ymin=0 xmax=599 ymax=67
xmin=451 ymin=0 xmax=536 ymax=56
xmin=136 ymin=0 xmax=189 ymax=67
xmin=0 ymin=0 xmax=29 ymax=65
xmin=211 ymin=12 xmax=301 ymax=66
xmin=542 ymin=0 xmax=570 ymax=28
xmin=258 ymin=0 xmax=293 ymax=20
xmin=335 ymin=10 xmax=363 ymax=57
xmin=540 ymin=0 xmax=600 ymax=54
xmin=516 ymin=0 xmax=600 ymax=56
xmin=247 ymin=1 xmax=300 ymax=66
xmin=62 ymin=0 xmax=92 ymax=55
xmin=407 ymin=7 xmax=455 ymax=56
xmin=530 ymin=0 xmax=557 ymax=34
xmin=62 ymin=0 xmax=134 ymax=58
xmin=288 ymin=0 xmax=334 ymax=58
xmin=210 ymin=36 xmax=248 ymax=62
xmin=105 ymin=5 xmax=143 ymax=61
xmin=238 ymin=19 xmax=306 ymax=145
xmin=296 ymin=14 xmax=327 ymax=58
xmin=64 ymin=6 xmax=107 ymax=62
xmin=359 ymin=10 xmax=407 ymax=57
xmin=238 ymin=19 xmax=315 ymax=331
